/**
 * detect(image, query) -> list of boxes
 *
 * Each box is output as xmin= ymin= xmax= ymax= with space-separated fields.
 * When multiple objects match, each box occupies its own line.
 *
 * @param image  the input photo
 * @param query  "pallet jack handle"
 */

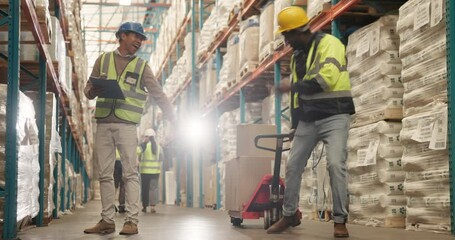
xmin=254 ymin=133 xmax=292 ymax=203
xmin=254 ymin=133 xmax=291 ymax=153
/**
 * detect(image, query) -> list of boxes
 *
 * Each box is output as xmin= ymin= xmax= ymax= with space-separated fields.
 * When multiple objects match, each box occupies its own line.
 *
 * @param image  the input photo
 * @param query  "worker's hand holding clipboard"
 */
xmin=89 ymin=77 xmax=125 ymax=99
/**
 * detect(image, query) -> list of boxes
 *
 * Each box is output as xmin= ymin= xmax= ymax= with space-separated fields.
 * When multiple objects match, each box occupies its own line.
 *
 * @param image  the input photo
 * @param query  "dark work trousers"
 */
xmin=141 ymin=173 xmax=160 ymax=207
xmin=114 ymin=160 xmax=125 ymax=207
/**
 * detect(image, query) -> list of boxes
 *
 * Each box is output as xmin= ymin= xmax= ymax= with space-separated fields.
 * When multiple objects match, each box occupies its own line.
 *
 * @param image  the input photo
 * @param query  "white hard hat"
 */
xmin=144 ymin=128 xmax=156 ymax=137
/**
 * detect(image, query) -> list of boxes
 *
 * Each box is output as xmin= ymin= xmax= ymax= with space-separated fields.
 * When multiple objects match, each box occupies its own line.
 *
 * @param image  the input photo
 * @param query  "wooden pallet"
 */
xmin=238 ymin=61 xmax=258 ymax=80
xmin=273 ymin=38 xmax=285 ymax=51
xmin=227 ymin=78 xmax=238 ymax=89
xmin=259 ymin=42 xmax=274 ymax=65
xmin=347 ymin=4 xmax=378 ymax=15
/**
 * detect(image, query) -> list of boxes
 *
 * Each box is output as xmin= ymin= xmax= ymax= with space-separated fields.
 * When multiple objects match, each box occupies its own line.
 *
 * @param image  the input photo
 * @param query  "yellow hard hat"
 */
xmin=276 ymin=6 xmax=310 ymax=34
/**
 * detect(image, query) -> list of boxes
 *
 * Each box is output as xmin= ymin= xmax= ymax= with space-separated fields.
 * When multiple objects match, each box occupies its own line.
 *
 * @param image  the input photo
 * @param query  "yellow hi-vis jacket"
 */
xmin=95 ymin=52 xmax=148 ymax=124
xmin=290 ymin=32 xmax=355 ymax=128
xmin=137 ymin=142 xmax=161 ymax=174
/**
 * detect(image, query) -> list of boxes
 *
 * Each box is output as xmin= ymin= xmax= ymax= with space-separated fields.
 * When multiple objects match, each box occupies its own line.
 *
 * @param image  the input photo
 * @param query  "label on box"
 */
xmin=357 ymin=149 xmax=367 ymax=167
xmin=369 ymin=24 xmax=380 ymax=56
xmin=411 ymin=118 xmax=434 ymax=142
xmin=429 ymin=109 xmax=447 ymax=150
xmin=431 ymin=0 xmax=443 ymax=27
xmin=414 ymin=2 xmax=431 ymax=31
xmin=364 ymin=139 xmax=379 ymax=166
xmin=356 ymin=34 xmax=370 ymax=57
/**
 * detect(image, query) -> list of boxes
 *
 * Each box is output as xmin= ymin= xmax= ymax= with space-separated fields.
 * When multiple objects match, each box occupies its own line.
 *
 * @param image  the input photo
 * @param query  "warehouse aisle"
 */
xmin=17 ymin=200 xmax=454 ymax=240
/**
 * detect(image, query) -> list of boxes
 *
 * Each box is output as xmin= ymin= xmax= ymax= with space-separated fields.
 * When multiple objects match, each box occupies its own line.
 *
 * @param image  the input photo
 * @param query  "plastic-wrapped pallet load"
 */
xmin=347 ymin=121 xmax=406 ymax=228
xmin=0 ymin=84 xmax=40 ymax=223
xmin=25 ymin=92 xmax=61 ymax=220
xmin=347 ymin=15 xmax=402 ymax=128
xmin=162 ymin=53 xmax=190 ymax=99
xmin=218 ymin=33 xmax=240 ymax=95
xmin=149 ymin=0 xmax=187 ymax=74
xmin=259 ymin=1 xmax=275 ymax=62
xmin=396 ymin=0 xmax=449 ymax=233
xmin=307 ymin=0 xmax=330 ymax=19
xmin=238 ymin=16 xmax=260 ymax=79
xmin=20 ymin=32 xmax=39 ymax=61
xmin=397 ymin=0 xmax=447 ymax=117
xmin=399 ymin=102 xmax=449 ymax=233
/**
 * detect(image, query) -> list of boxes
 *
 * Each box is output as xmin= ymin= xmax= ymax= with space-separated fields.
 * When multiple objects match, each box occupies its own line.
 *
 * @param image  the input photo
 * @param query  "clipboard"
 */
xmin=89 ymin=77 xmax=125 ymax=99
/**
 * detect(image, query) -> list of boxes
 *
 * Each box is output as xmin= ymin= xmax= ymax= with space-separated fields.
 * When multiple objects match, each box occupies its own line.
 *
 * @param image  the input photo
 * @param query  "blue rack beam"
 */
xmin=36 ymin=54 xmax=47 ymax=227
xmin=447 ymin=0 xmax=455 ymax=235
xmin=4 ymin=0 xmax=21 ymax=238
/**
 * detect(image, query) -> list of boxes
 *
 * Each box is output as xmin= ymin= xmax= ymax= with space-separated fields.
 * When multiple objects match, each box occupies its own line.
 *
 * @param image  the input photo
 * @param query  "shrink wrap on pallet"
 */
xmin=238 ymin=16 xmax=259 ymax=72
xmin=259 ymin=1 xmax=274 ymax=60
xmin=0 ymin=84 xmax=40 ymax=222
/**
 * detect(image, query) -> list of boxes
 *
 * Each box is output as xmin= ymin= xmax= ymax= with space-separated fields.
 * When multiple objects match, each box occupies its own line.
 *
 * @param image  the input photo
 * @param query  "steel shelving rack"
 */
xmin=178 ymin=0 xmax=364 ymax=210
xmin=154 ymin=0 xmax=455 ymax=235
xmin=1 ymin=0 xmax=91 ymax=239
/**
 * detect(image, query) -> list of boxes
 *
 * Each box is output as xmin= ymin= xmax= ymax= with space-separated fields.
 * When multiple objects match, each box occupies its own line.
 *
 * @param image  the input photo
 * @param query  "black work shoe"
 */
xmin=266 ymin=211 xmax=301 ymax=234
xmin=334 ymin=223 xmax=349 ymax=238
xmin=142 ymin=207 xmax=147 ymax=213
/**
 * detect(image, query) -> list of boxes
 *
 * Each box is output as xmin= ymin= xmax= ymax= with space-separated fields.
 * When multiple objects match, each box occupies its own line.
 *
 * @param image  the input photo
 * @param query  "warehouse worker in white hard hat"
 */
xmin=137 ymin=128 xmax=163 ymax=214
xmin=83 ymin=22 xmax=175 ymax=235
xmin=267 ymin=6 xmax=355 ymax=238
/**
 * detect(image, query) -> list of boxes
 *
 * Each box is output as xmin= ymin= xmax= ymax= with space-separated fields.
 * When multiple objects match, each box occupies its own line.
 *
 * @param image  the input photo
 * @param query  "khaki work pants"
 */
xmin=95 ymin=123 xmax=139 ymax=224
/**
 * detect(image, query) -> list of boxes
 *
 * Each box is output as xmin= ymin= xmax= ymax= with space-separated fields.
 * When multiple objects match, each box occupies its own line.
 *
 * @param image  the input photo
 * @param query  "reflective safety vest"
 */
xmin=116 ymin=148 xmax=121 ymax=161
xmin=95 ymin=52 xmax=148 ymax=124
xmin=290 ymin=33 xmax=354 ymax=123
xmin=138 ymin=143 xmax=161 ymax=174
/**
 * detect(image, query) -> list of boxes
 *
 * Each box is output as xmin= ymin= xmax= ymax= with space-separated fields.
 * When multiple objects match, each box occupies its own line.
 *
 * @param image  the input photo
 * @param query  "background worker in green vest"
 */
xmin=137 ymin=128 xmax=163 ymax=213
xmin=266 ymin=7 xmax=355 ymax=238
xmin=83 ymin=22 xmax=175 ymax=235
xmin=114 ymin=149 xmax=126 ymax=213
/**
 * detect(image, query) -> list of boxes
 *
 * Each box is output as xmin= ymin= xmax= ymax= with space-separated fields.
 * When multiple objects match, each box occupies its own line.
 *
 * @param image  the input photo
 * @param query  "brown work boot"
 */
xmin=83 ymin=219 xmax=115 ymax=234
xmin=119 ymin=221 xmax=138 ymax=235
xmin=334 ymin=223 xmax=349 ymax=238
xmin=266 ymin=212 xmax=301 ymax=234
xmin=150 ymin=206 xmax=156 ymax=213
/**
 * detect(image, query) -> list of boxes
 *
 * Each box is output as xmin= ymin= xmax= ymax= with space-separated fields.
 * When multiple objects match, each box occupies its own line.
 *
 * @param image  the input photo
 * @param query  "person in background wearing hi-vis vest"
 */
xmin=137 ymin=128 xmax=163 ymax=213
xmin=83 ymin=22 xmax=176 ymax=235
xmin=114 ymin=149 xmax=126 ymax=213
xmin=267 ymin=7 xmax=355 ymax=238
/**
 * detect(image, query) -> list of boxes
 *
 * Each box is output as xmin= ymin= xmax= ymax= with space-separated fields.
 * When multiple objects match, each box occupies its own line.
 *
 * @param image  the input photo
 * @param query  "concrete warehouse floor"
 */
xmin=17 ymin=200 xmax=455 ymax=240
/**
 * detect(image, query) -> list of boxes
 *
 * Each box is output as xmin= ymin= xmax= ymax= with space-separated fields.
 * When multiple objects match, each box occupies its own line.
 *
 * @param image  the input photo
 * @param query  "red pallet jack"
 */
xmin=229 ymin=133 xmax=301 ymax=229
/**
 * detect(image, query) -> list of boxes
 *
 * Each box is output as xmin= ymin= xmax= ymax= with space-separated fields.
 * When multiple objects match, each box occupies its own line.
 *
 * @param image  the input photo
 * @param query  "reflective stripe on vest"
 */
xmin=140 ymin=143 xmax=161 ymax=174
xmin=116 ymin=148 xmax=120 ymax=160
xmin=291 ymin=35 xmax=351 ymax=106
xmin=95 ymin=52 xmax=148 ymax=124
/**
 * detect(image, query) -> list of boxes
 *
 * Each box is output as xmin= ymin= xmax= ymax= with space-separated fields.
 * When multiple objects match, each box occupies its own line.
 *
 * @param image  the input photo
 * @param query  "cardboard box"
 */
xmin=203 ymin=164 xmax=217 ymax=207
xmin=236 ymin=124 xmax=277 ymax=158
xmin=224 ymin=156 xmax=273 ymax=211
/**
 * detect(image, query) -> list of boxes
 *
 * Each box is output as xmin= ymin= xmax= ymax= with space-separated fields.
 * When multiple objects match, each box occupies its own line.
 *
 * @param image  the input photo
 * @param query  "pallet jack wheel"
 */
xmin=264 ymin=208 xmax=282 ymax=229
xmin=231 ymin=217 xmax=243 ymax=227
xmin=263 ymin=210 xmax=271 ymax=229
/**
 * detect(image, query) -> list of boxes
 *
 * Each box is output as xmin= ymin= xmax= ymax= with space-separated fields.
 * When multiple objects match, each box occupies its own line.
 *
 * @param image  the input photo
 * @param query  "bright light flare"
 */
xmin=181 ymin=116 xmax=209 ymax=146
xmin=119 ymin=0 xmax=131 ymax=6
